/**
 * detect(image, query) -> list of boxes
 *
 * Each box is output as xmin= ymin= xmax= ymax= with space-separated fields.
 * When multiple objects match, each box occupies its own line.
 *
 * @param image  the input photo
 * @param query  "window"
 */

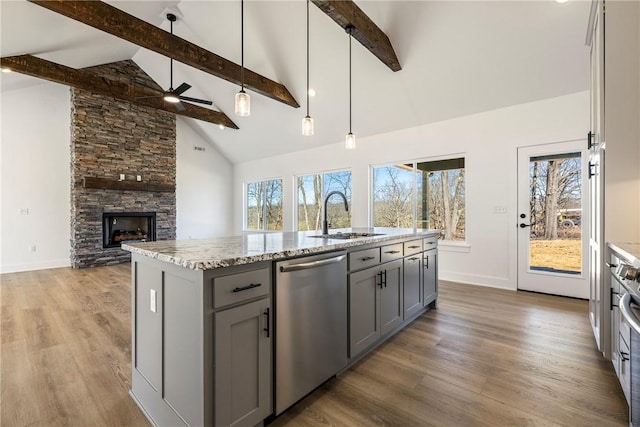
xmin=372 ymin=158 xmax=465 ymax=240
xmin=296 ymin=170 xmax=352 ymax=231
xmin=246 ymin=179 xmax=283 ymax=230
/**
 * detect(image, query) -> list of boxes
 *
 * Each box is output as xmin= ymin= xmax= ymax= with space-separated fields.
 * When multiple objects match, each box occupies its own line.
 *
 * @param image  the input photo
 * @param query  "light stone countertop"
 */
xmin=122 ymin=227 xmax=440 ymax=270
xmin=609 ymin=242 xmax=640 ymax=264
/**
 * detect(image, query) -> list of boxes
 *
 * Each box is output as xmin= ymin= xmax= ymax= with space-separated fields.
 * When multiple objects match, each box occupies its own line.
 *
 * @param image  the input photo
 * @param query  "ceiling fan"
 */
xmin=139 ymin=13 xmax=213 ymax=112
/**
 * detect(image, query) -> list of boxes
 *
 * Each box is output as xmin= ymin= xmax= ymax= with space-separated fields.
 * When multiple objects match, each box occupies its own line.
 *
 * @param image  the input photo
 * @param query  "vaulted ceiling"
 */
xmin=1 ymin=0 xmax=590 ymax=164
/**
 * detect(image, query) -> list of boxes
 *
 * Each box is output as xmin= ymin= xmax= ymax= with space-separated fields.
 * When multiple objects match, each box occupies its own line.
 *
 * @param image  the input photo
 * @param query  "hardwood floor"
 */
xmin=1 ymin=265 xmax=628 ymax=426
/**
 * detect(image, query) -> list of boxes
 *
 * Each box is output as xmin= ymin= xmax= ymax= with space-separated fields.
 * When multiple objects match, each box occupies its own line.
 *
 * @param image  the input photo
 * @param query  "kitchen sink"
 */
xmin=309 ymin=232 xmax=384 ymax=240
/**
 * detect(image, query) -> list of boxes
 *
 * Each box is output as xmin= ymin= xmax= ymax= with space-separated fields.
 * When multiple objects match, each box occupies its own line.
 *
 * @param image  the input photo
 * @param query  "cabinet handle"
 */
xmin=362 ymin=256 xmax=376 ymax=262
xmin=408 ymin=245 xmax=420 ymax=249
xmin=384 ymin=250 xmax=400 ymax=254
xmin=263 ymin=308 xmax=270 ymax=338
xmin=424 ymin=255 xmax=429 ymax=269
xmin=620 ymin=351 xmax=630 ymax=362
xmin=606 ymin=262 xmax=618 ymax=268
xmin=383 ymin=269 xmax=387 ymax=288
xmin=377 ymin=271 xmax=383 ymax=289
xmin=232 ymin=283 xmax=262 ymax=293
xmin=408 ymin=257 xmax=419 ymax=261
xmin=425 ymin=242 xmax=435 ymax=246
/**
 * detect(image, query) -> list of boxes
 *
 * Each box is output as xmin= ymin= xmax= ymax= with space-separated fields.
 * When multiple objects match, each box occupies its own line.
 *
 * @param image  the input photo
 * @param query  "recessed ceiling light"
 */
xmin=1 ymin=68 xmax=12 ymax=73
xmin=555 ymin=0 xmax=568 ymax=3
xmin=308 ymin=88 xmax=316 ymax=97
xmin=218 ymin=124 xmax=225 ymax=130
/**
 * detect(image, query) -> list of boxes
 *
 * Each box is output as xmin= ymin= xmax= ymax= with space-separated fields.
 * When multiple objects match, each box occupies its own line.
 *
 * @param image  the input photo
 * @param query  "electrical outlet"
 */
xmin=493 ymin=206 xmax=507 ymax=214
xmin=29 ymin=245 xmax=36 ymax=253
xmin=150 ymin=289 xmax=157 ymax=313
xmin=19 ymin=208 xmax=29 ymax=216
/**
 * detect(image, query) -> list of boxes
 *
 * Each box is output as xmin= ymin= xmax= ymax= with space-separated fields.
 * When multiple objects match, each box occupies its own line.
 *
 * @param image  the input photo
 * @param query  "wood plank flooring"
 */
xmin=1 ymin=264 xmax=628 ymax=426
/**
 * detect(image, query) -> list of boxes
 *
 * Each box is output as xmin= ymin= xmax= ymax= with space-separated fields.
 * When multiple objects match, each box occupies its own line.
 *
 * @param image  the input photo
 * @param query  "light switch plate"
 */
xmin=150 ymin=289 xmax=157 ymax=313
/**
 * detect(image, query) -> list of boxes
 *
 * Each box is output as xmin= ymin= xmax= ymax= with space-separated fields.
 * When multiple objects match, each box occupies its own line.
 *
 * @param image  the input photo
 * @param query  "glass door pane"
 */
xmin=528 ymin=153 xmax=582 ymax=275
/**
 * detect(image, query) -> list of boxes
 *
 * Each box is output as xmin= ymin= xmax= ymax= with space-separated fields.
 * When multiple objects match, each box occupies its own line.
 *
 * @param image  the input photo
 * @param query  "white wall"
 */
xmin=1 ymin=82 xmax=71 ymax=273
xmin=1 ymin=83 xmax=234 ymax=273
xmin=233 ymin=91 xmax=590 ymax=290
xmin=176 ymin=118 xmax=233 ymax=239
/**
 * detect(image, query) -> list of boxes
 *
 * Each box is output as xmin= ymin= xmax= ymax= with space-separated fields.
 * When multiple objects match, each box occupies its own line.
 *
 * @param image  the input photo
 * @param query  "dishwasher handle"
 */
xmin=620 ymin=293 xmax=640 ymax=335
xmin=279 ymin=254 xmax=346 ymax=273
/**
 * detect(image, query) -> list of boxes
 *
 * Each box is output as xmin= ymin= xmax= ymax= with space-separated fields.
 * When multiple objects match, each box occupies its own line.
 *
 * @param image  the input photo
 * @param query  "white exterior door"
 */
xmin=517 ymin=140 xmax=589 ymax=299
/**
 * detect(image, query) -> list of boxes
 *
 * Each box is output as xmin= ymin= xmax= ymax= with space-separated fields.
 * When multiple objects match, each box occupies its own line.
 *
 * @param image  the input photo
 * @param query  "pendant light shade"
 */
xmin=302 ymin=0 xmax=313 ymax=136
xmin=345 ymin=132 xmax=356 ymax=150
xmin=235 ymin=90 xmax=250 ymax=116
xmin=235 ymin=0 xmax=250 ymax=116
xmin=345 ymin=25 xmax=355 ymax=150
xmin=302 ymin=115 xmax=314 ymax=135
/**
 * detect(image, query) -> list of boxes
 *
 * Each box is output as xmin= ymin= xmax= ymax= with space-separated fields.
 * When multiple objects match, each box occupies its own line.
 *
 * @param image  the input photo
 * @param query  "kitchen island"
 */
xmin=123 ymin=227 xmax=440 ymax=427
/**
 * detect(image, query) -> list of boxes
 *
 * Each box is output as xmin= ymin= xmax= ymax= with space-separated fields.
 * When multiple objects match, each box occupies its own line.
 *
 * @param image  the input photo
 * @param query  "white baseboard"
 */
xmin=439 ymin=270 xmax=515 ymax=291
xmin=0 ymin=259 xmax=71 ymax=274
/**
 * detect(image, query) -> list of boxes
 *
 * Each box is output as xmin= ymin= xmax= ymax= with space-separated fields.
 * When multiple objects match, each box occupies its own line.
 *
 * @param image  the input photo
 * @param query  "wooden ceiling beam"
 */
xmin=311 ymin=0 xmax=401 ymax=72
xmin=28 ymin=0 xmax=300 ymax=108
xmin=0 ymin=55 xmax=239 ymax=129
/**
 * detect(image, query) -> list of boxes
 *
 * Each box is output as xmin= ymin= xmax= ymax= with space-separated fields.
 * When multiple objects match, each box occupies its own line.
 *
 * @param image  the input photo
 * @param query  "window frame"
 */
xmin=293 ymin=168 xmax=353 ymax=232
xmin=244 ymin=177 xmax=284 ymax=231
xmin=370 ymin=154 xmax=467 ymax=243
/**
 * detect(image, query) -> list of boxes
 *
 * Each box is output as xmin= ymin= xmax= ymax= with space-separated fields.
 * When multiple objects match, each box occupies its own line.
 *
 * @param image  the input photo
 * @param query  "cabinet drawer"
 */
xmin=403 ymin=240 xmax=423 ymax=256
xmin=349 ymin=248 xmax=380 ymax=271
xmin=213 ymin=268 xmax=270 ymax=308
xmin=423 ymin=237 xmax=437 ymax=251
xmin=381 ymin=243 xmax=403 ymax=263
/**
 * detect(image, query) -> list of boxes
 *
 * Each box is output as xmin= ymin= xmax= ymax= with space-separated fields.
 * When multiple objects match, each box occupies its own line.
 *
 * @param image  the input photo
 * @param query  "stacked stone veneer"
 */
xmin=70 ymin=60 xmax=176 ymax=268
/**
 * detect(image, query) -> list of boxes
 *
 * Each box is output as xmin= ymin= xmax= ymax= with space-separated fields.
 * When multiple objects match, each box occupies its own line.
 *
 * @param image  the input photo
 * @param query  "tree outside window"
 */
xmin=373 ymin=158 xmax=465 ymax=241
xmin=246 ymin=179 xmax=283 ymax=230
xmin=297 ymin=170 xmax=352 ymax=231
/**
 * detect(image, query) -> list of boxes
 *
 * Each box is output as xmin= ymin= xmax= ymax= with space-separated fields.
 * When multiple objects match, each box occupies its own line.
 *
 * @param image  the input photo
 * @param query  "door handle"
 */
xmin=519 ymin=223 xmax=531 ymax=228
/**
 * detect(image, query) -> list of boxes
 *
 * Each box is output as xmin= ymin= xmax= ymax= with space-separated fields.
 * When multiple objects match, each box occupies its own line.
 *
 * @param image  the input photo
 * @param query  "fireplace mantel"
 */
xmin=83 ymin=177 xmax=174 ymax=193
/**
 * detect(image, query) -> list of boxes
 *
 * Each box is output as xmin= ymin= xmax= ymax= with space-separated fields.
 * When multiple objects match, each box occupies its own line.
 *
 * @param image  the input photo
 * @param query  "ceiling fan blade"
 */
xmin=174 ymin=101 xmax=186 ymax=112
xmin=173 ymin=82 xmax=191 ymax=95
xmin=136 ymin=95 xmax=162 ymax=100
xmin=179 ymin=96 xmax=213 ymax=106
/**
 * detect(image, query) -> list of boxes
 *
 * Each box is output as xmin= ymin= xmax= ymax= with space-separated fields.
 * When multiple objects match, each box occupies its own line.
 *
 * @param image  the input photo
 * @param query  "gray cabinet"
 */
xmin=349 ymin=258 xmax=403 ymax=358
xmin=380 ymin=259 xmax=403 ymax=335
xmin=349 ymin=266 xmax=381 ymax=358
xmin=215 ymin=298 xmax=272 ymax=427
xmin=423 ymin=248 xmax=437 ymax=306
xmin=403 ymin=255 xmax=422 ymax=319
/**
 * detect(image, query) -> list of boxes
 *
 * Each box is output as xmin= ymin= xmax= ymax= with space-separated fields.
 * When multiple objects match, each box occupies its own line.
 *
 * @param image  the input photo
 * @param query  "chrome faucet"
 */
xmin=323 ymin=191 xmax=349 ymax=235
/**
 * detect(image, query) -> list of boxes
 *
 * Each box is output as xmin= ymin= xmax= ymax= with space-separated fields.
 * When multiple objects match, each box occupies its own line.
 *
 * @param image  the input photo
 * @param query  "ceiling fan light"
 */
xmin=164 ymin=93 xmax=180 ymax=103
xmin=302 ymin=115 xmax=314 ymax=136
xmin=345 ymin=132 xmax=356 ymax=150
xmin=235 ymin=90 xmax=251 ymax=116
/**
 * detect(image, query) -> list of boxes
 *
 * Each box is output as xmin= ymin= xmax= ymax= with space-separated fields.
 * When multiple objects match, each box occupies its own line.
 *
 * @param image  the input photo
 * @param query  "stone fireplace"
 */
xmin=70 ymin=60 xmax=176 ymax=268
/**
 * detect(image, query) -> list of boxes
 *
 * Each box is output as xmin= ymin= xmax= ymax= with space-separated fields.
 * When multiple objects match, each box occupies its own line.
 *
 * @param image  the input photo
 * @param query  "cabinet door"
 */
xmin=215 ymin=298 xmax=271 ymax=427
xmin=403 ymin=255 xmax=422 ymax=319
xmin=380 ymin=259 xmax=403 ymax=336
xmin=423 ymin=249 xmax=437 ymax=307
xmin=349 ymin=267 xmax=381 ymax=358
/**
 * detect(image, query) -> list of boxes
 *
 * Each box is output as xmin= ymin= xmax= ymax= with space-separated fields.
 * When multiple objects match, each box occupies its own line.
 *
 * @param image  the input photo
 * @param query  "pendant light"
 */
xmin=235 ymin=0 xmax=250 ymax=116
xmin=345 ymin=25 xmax=356 ymax=150
xmin=301 ymin=0 xmax=314 ymax=136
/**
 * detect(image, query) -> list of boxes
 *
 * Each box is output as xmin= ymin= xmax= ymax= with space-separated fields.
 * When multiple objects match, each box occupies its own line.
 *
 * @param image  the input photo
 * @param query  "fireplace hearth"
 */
xmin=103 ymin=212 xmax=156 ymax=248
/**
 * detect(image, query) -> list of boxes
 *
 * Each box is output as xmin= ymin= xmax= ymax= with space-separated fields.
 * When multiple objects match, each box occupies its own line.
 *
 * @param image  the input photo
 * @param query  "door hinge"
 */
xmin=587 ymin=131 xmax=594 ymax=149
xmin=588 ymin=162 xmax=596 ymax=179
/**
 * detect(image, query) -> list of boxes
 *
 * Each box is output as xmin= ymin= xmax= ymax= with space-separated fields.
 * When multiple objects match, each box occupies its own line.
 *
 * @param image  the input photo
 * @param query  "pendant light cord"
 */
xmin=348 ymin=27 xmax=352 ymax=133
xmin=306 ymin=0 xmax=310 ymax=117
xmin=241 ymin=0 xmax=245 ymax=92
xmin=169 ymin=17 xmax=174 ymax=89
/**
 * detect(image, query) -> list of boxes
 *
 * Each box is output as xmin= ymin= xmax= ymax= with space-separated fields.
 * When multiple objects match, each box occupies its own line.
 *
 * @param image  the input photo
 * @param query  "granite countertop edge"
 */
xmin=608 ymin=242 xmax=640 ymax=263
xmin=122 ymin=228 xmax=441 ymax=271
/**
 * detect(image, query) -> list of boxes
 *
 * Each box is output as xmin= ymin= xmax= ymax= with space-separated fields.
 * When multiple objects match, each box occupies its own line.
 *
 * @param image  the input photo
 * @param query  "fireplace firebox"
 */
xmin=103 ymin=212 xmax=156 ymax=248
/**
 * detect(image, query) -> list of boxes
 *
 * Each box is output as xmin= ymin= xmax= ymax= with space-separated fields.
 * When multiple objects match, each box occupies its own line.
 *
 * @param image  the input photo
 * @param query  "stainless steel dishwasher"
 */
xmin=274 ymin=251 xmax=348 ymax=415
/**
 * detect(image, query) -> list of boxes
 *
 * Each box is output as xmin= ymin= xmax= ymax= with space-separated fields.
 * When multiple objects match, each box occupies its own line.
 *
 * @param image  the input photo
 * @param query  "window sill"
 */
xmin=438 ymin=241 xmax=471 ymax=253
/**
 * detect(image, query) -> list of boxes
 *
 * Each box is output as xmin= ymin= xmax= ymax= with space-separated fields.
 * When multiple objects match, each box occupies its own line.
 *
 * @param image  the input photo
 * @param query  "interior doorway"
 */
xmin=517 ymin=140 xmax=589 ymax=298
